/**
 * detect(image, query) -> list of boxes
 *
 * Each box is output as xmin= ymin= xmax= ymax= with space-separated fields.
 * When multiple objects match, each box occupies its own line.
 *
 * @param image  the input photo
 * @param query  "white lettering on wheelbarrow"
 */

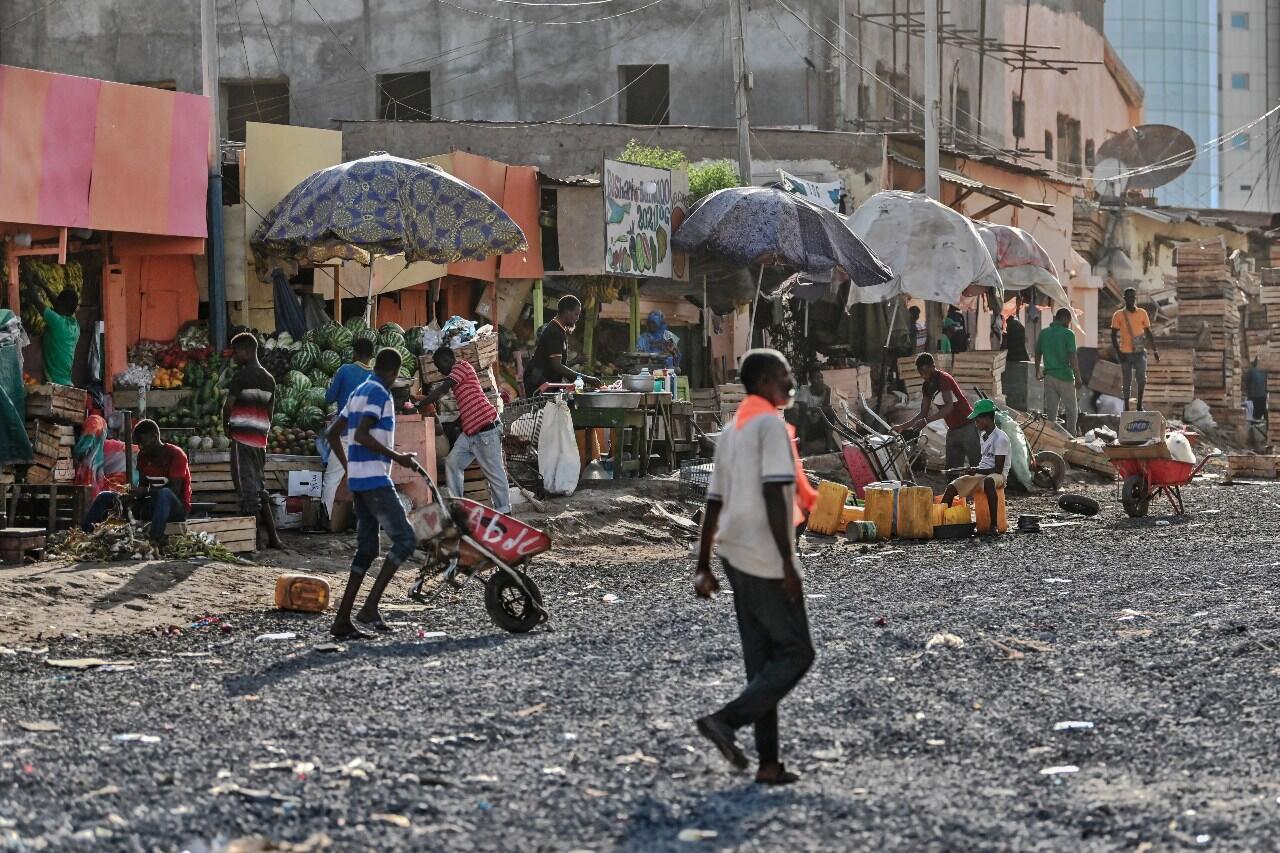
xmin=466 ymin=506 xmax=545 ymax=558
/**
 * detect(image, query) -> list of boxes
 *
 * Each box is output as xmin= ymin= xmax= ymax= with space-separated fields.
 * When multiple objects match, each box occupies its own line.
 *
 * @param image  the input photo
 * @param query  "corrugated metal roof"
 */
xmin=885 ymin=151 xmax=1056 ymax=214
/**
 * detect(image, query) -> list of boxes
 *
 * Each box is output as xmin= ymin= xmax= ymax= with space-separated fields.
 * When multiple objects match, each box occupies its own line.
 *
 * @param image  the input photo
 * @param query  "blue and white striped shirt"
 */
xmin=341 ymin=376 xmax=396 ymax=492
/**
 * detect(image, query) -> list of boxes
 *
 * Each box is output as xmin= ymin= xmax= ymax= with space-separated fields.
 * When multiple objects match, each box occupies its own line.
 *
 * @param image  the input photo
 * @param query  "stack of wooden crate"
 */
xmin=717 ymin=383 xmax=745 ymax=423
xmin=1263 ymin=270 xmax=1280 ymax=446
xmin=1224 ymin=454 xmax=1280 ymax=482
xmin=188 ymin=451 xmax=325 ymax=515
xmin=1142 ymin=349 xmax=1196 ymax=417
xmin=25 ymin=420 xmax=75 ymax=484
xmin=24 ymin=385 xmax=84 ymax=485
xmin=173 ymin=517 xmax=257 ymax=554
xmin=896 ymin=351 xmax=1006 ymax=400
xmin=1173 ymin=239 xmax=1244 ymax=426
xmin=418 ymin=354 xmax=502 ymax=416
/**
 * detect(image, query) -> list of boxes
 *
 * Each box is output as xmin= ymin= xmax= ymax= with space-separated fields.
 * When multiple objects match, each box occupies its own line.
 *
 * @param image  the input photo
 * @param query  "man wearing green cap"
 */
xmin=940 ymin=398 xmax=1010 ymax=522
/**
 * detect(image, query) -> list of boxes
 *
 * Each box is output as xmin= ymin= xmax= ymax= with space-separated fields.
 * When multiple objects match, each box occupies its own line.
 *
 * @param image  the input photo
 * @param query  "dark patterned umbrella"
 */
xmin=671 ymin=186 xmax=893 ymax=286
xmin=251 ymin=153 xmax=527 ymax=265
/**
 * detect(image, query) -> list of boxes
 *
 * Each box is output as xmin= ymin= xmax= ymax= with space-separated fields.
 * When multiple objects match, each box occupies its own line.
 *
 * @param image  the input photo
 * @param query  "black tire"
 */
xmin=1058 ymin=493 xmax=1100 ymax=517
xmin=1033 ymin=451 xmax=1067 ymax=490
xmin=484 ymin=570 xmax=544 ymax=633
xmin=1121 ymin=475 xmax=1149 ymax=518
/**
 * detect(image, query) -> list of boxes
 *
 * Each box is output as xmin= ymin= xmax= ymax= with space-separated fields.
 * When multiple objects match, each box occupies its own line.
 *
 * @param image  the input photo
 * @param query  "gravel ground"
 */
xmin=2 ymin=481 xmax=1279 ymax=851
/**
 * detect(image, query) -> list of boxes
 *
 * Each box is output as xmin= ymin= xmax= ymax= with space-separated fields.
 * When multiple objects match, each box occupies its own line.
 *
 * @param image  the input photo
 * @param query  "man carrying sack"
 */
xmin=1110 ymin=287 xmax=1160 ymax=411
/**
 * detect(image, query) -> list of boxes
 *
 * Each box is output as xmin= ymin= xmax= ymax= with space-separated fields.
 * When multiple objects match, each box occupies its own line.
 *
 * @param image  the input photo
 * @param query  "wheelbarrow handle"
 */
xmin=1190 ymin=450 xmax=1223 ymax=478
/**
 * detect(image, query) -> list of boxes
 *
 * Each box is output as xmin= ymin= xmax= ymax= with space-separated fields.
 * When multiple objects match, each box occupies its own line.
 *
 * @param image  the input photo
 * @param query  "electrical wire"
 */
xmin=0 ymin=0 xmax=64 ymax=32
xmin=301 ymin=0 xmax=372 ymax=74
xmin=230 ymin=0 xmax=265 ymax=123
xmin=435 ymin=0 xmax=667 ymax=26
xmin=252 ymin=0 xmax=285 ymax=77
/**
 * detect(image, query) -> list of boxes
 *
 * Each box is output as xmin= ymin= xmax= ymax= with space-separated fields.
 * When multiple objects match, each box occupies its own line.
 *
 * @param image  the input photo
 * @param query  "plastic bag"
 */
xmin=537 ymin=397 xmax=580 ymax=496
xmin=995 ymin=410 xmax=1032 ymax=489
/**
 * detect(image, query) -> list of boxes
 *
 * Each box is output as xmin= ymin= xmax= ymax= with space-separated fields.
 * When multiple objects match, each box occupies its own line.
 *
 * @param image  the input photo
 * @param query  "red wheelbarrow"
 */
xmin=1103 ymin=443 xmax=1219 ymax=517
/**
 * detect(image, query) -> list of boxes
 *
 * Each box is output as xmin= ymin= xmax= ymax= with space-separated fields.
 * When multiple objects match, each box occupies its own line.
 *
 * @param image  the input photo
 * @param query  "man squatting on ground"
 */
xmin=693 ymin=349 xmax=816 ymax=786
xmin=325 ymin=348 xmax=420 ymax=640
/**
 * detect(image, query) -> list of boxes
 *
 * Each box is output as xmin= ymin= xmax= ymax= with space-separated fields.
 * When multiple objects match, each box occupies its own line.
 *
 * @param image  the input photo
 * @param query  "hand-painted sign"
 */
xmin=779 ymin=169 xmax=843 ymax=211
xmin=603 ymin=159 xmax=673 ymax=278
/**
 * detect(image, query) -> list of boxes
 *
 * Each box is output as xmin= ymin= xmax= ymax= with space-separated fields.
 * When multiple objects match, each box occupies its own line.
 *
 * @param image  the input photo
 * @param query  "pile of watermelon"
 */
xmin=260 ymin=317 xmax=423 ymax=442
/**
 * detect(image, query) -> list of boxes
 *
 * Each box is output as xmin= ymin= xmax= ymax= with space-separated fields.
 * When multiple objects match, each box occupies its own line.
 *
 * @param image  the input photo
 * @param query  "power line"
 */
xmin=252 ymin=0 xmax=284 ymax=76
xmin=230 ymin=0 xmax=265 ymax=123
xmin=435 ymin=0 xmax=667 ymax=26
xmin=301 ymin=0 xmax=372 ymax=74
xmin=0 ymin=0 xmax=64 ymax=33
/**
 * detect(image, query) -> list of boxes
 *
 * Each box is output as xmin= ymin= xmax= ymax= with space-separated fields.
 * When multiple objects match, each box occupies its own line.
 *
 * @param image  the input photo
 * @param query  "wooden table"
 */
xmin=571 ymin=393 xmax=677 ymax=477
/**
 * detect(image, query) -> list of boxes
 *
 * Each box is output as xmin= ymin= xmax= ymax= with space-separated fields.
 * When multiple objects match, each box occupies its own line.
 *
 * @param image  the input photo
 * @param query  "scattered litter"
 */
xmin=337 ymin=758 xmax=376 ymax=779
xmin=563 ymin=732 xmax=577 ymax=741
xmin=314 ymin=643 xmax=344 ymax=654
xmin=1043 ymin=578 xmax=1072 ymax=584
xmin=1117 ymin=628 xmax=1153 ymax=638
xmin=925 ymin=739 xmax=947 ymax=746
xmin=1053 ymin=721 xmax=1095 ymax=732
xmin=812 ymin=745 xmax=844 ymax=762
xmin=416 ymin=630 xmax=447 ymax=640
xmin=925 ymin=632 xmax=965 ymax=650
xmin=1116 ymin=609 xmax=1150 ymax=621
xmin=1155 ymin=520 xmax=1171 ymax=527
xmin=209 ymin=782 xmax=300 ymax=804
xmin=18 ymin=721 xmax=60 ymax=733
xmin=372 ymin=813 xmax=411 ymax=828
xmin=81 ymin=785 xmax=120 ymax=800
xmin=584 ymin=787 xmax=608 ymax=798
xmin=615 ymin=750 xmax=658 ymax=766
xmin=45 ymin=658 xmax=133 ymax=670
xmin=1195 ymin=835 xmax=1211 ymax=845
xmin=174 ymin=652 xmax=214 ymax=658
xmin=677 ymin=829 xmax=719 ymax=843
xmin=1039 ymin=765 xmax=1079 ymax=776
xmin=542 ymin=766 xmax=566 ymax=776
xmin=516 ymin=703 xmax=547 ymax=718
xmin=0 ymin=646 xmax=13 ymax=655
xmin=256 ymin=632 xmax=297 ymax=642
xmin=112 ymin=733 xmax=161 ymax=744
xmin=601 ymin=594 xmax=620 ymax=605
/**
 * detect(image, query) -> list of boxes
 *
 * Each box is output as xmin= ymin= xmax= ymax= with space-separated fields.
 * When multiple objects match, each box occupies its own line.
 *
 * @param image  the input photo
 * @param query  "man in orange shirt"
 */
xmin=1110 ymin=287 xmax=1160 ymax=411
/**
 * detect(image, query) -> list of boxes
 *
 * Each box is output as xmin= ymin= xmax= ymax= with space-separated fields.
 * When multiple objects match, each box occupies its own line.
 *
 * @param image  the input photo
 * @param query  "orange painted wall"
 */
xmin=446 ymin=152 xmax=509 ymax=283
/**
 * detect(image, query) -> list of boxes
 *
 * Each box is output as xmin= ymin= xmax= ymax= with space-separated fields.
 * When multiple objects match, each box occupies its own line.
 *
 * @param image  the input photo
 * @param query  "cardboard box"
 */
xmin=1118 ymin=411 xmax=1164 ymax=444
xmin=288 ymin=470 xmax=322 ymax=497
xmin=1087 ymin=360 xmax=1125 ymax=399
xmin=271 ymin=494 xmax=306 ymax=530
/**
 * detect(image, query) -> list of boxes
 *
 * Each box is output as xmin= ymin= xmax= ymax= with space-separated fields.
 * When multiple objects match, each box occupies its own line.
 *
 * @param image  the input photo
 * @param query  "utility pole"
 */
xmin=201 ymin=0 xmax=228 ymax=349
xmin=923 ymin=0 xmax=940 ymax=200
xmin=730 ymin=0 xmax=753 ymax=185
xmin=836 ymin=0 xmax=847 ymax=130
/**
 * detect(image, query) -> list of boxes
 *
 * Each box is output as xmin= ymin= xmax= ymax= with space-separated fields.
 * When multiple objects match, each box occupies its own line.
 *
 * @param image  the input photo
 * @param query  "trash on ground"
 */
xmin=45 ymin=658 xmax=134 ymax=670
xmin=516 ymin=702 xmax=547 ymax=718
xmin=18 ymin=721 xmax=61 ymax=732
xmin=256 ymin=632 xmax=297 ymax=641
xmin=925 ymin=632 xmax=965 ymax=650
xmin=371 ymin=813 xmax=411 ymax=828
xmin=112 ymin=733 xmax=161 ymax=743
xmin=1053 ymin=721 xmax=1095 ymax=731
xmin=677 ymin=828 xmax=719 ymax=842
xmin=1039 ymin=765 xmax=1080 ymax=775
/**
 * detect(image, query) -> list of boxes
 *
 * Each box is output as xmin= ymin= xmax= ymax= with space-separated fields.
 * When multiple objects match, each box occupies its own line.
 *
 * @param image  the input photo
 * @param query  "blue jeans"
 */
xmin=351 ymin=485 xmax=417 ymax=575
xmin=83 ymin=488 xmax=187 ymax=540
xmin=446 ymin=425 xmax=512 ymax=513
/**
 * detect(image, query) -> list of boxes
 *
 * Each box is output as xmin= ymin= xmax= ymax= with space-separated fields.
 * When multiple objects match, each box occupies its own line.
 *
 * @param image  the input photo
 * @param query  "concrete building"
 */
xmin=1106 ymin=0 xmax=1280 ymax=212
xmin=1 ymin=1 xmax=1123 ymax=172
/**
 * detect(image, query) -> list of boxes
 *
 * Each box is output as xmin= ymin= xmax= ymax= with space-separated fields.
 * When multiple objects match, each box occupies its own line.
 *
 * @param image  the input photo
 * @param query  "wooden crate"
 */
xmin=25 ymin=384 xmax=85 ymax=423
xmin=717 ymin=383 xmax=746 ymax=422
xmin=1225 ymin=454 xmax=1278 ymax=481
xmin=0 ymin=528 xmax=46 ymax=564
xmin=1087 ymin=360 xmax=1124 ymax=398
xmin=455 ymin=333 xmax=498 ymax=369
xmin=823 ymin=366 xmax=873 ymax=403
xmin=1063 ymin=441 xmax=1114 ymax=476
xmin=462 ymin=464 xmax=491 ymax=506
xmin=174 ymin=516 xmax=256 ymax=554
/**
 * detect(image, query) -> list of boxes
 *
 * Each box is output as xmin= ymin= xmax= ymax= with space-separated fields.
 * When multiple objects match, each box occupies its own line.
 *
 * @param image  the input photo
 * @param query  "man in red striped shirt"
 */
xmin=223 ymin=333 xmax=282 ymax=550
xmin=422 ymin=347 xmax=512 ymax=513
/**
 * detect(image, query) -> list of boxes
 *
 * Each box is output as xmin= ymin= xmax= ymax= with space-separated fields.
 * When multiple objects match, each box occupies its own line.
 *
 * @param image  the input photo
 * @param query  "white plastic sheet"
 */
xmin=844 ymin=192 xmax=1002 ymax=308
xmin=976 ymin=223 xmax=1071 ymax=310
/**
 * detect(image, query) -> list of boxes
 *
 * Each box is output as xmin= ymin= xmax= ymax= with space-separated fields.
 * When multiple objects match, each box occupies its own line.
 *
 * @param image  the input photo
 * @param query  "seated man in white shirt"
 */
xmin=941 ymin=398 xmax=1010 ymax=520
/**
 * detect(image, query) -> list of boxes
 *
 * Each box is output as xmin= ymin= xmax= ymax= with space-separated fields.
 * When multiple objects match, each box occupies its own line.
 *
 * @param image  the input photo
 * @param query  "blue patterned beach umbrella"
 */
xmin=671 ymin=186 xmax=893 ymax=286
xmin=252 ymin=152 xmax=527 ymax=264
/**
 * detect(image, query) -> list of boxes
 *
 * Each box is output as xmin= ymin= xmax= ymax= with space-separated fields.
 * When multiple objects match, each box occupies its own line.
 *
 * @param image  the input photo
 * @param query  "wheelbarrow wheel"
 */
xmin=484 ymin=570 xmax=544 ymax=633
xmin=1032 ymin=451 xmax=1066 ymax=490
xmin=1121 ymin=475 xmax=1150 ymax=518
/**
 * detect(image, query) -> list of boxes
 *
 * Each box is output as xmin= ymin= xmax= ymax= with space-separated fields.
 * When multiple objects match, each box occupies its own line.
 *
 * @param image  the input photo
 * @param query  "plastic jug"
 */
xmin=274 ymin=574 xmax=331 ymax=613
xmin=808 ymin=481 xmax=851 ymax=535
xmin=973 ymin=487 xmax=1008 ymax=534
xmin=896 ymin=486 xmax=934 ymax=539
xmin=863 ymin=483 xmax=900 ymax=540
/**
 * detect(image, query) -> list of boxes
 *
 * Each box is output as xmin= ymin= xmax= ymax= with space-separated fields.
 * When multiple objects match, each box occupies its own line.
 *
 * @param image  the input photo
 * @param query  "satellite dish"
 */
xmin=1096 ymin=124 xmax=1196 ymax=190
xmin=1093 ymin=157 xmax=1129 ymax=201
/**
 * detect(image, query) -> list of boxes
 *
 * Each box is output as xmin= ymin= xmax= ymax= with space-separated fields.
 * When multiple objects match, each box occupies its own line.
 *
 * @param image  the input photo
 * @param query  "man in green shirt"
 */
xmin=1035 ymin=307 xmax=1082 ymax=436
xmin=42 ymin=289 xmax=80 ymax=387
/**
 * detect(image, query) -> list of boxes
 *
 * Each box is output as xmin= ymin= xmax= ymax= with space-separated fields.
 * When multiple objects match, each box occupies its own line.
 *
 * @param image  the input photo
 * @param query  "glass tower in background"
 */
xmin=1105 ymin=0 xmax=1220 ymax=207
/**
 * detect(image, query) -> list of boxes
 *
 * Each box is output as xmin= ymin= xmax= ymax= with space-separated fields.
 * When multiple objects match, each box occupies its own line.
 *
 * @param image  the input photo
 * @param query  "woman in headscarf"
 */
xmin=74 ymin=414 xmax=137 ymax=500
xmin=636 ymin=310 xmax=681 ymax=369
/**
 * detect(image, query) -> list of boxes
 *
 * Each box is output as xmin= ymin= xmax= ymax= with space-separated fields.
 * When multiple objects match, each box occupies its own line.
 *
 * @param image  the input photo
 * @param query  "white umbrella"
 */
xmin=843 ymin=191 xmax=1002 ymax=309
xmin=976 ymin=222 xmax=1070 ymax=310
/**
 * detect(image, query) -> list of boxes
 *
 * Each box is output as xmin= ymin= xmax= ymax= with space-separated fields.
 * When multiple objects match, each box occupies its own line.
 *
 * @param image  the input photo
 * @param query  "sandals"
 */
xmin=755 ymin=764 xmax=800 ymax=786
xmin=695 ymin=716 xmax=748 ymax=771
xmin=330 ymin=624 xmax=374 ymax=641
xmin=355 ymin=614 xmax=394 ymax=633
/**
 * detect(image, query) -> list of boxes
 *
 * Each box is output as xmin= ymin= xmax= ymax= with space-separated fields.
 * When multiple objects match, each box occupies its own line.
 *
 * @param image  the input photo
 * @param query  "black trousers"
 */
xmin=716 ymin=561 xmax=815 ymax=765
